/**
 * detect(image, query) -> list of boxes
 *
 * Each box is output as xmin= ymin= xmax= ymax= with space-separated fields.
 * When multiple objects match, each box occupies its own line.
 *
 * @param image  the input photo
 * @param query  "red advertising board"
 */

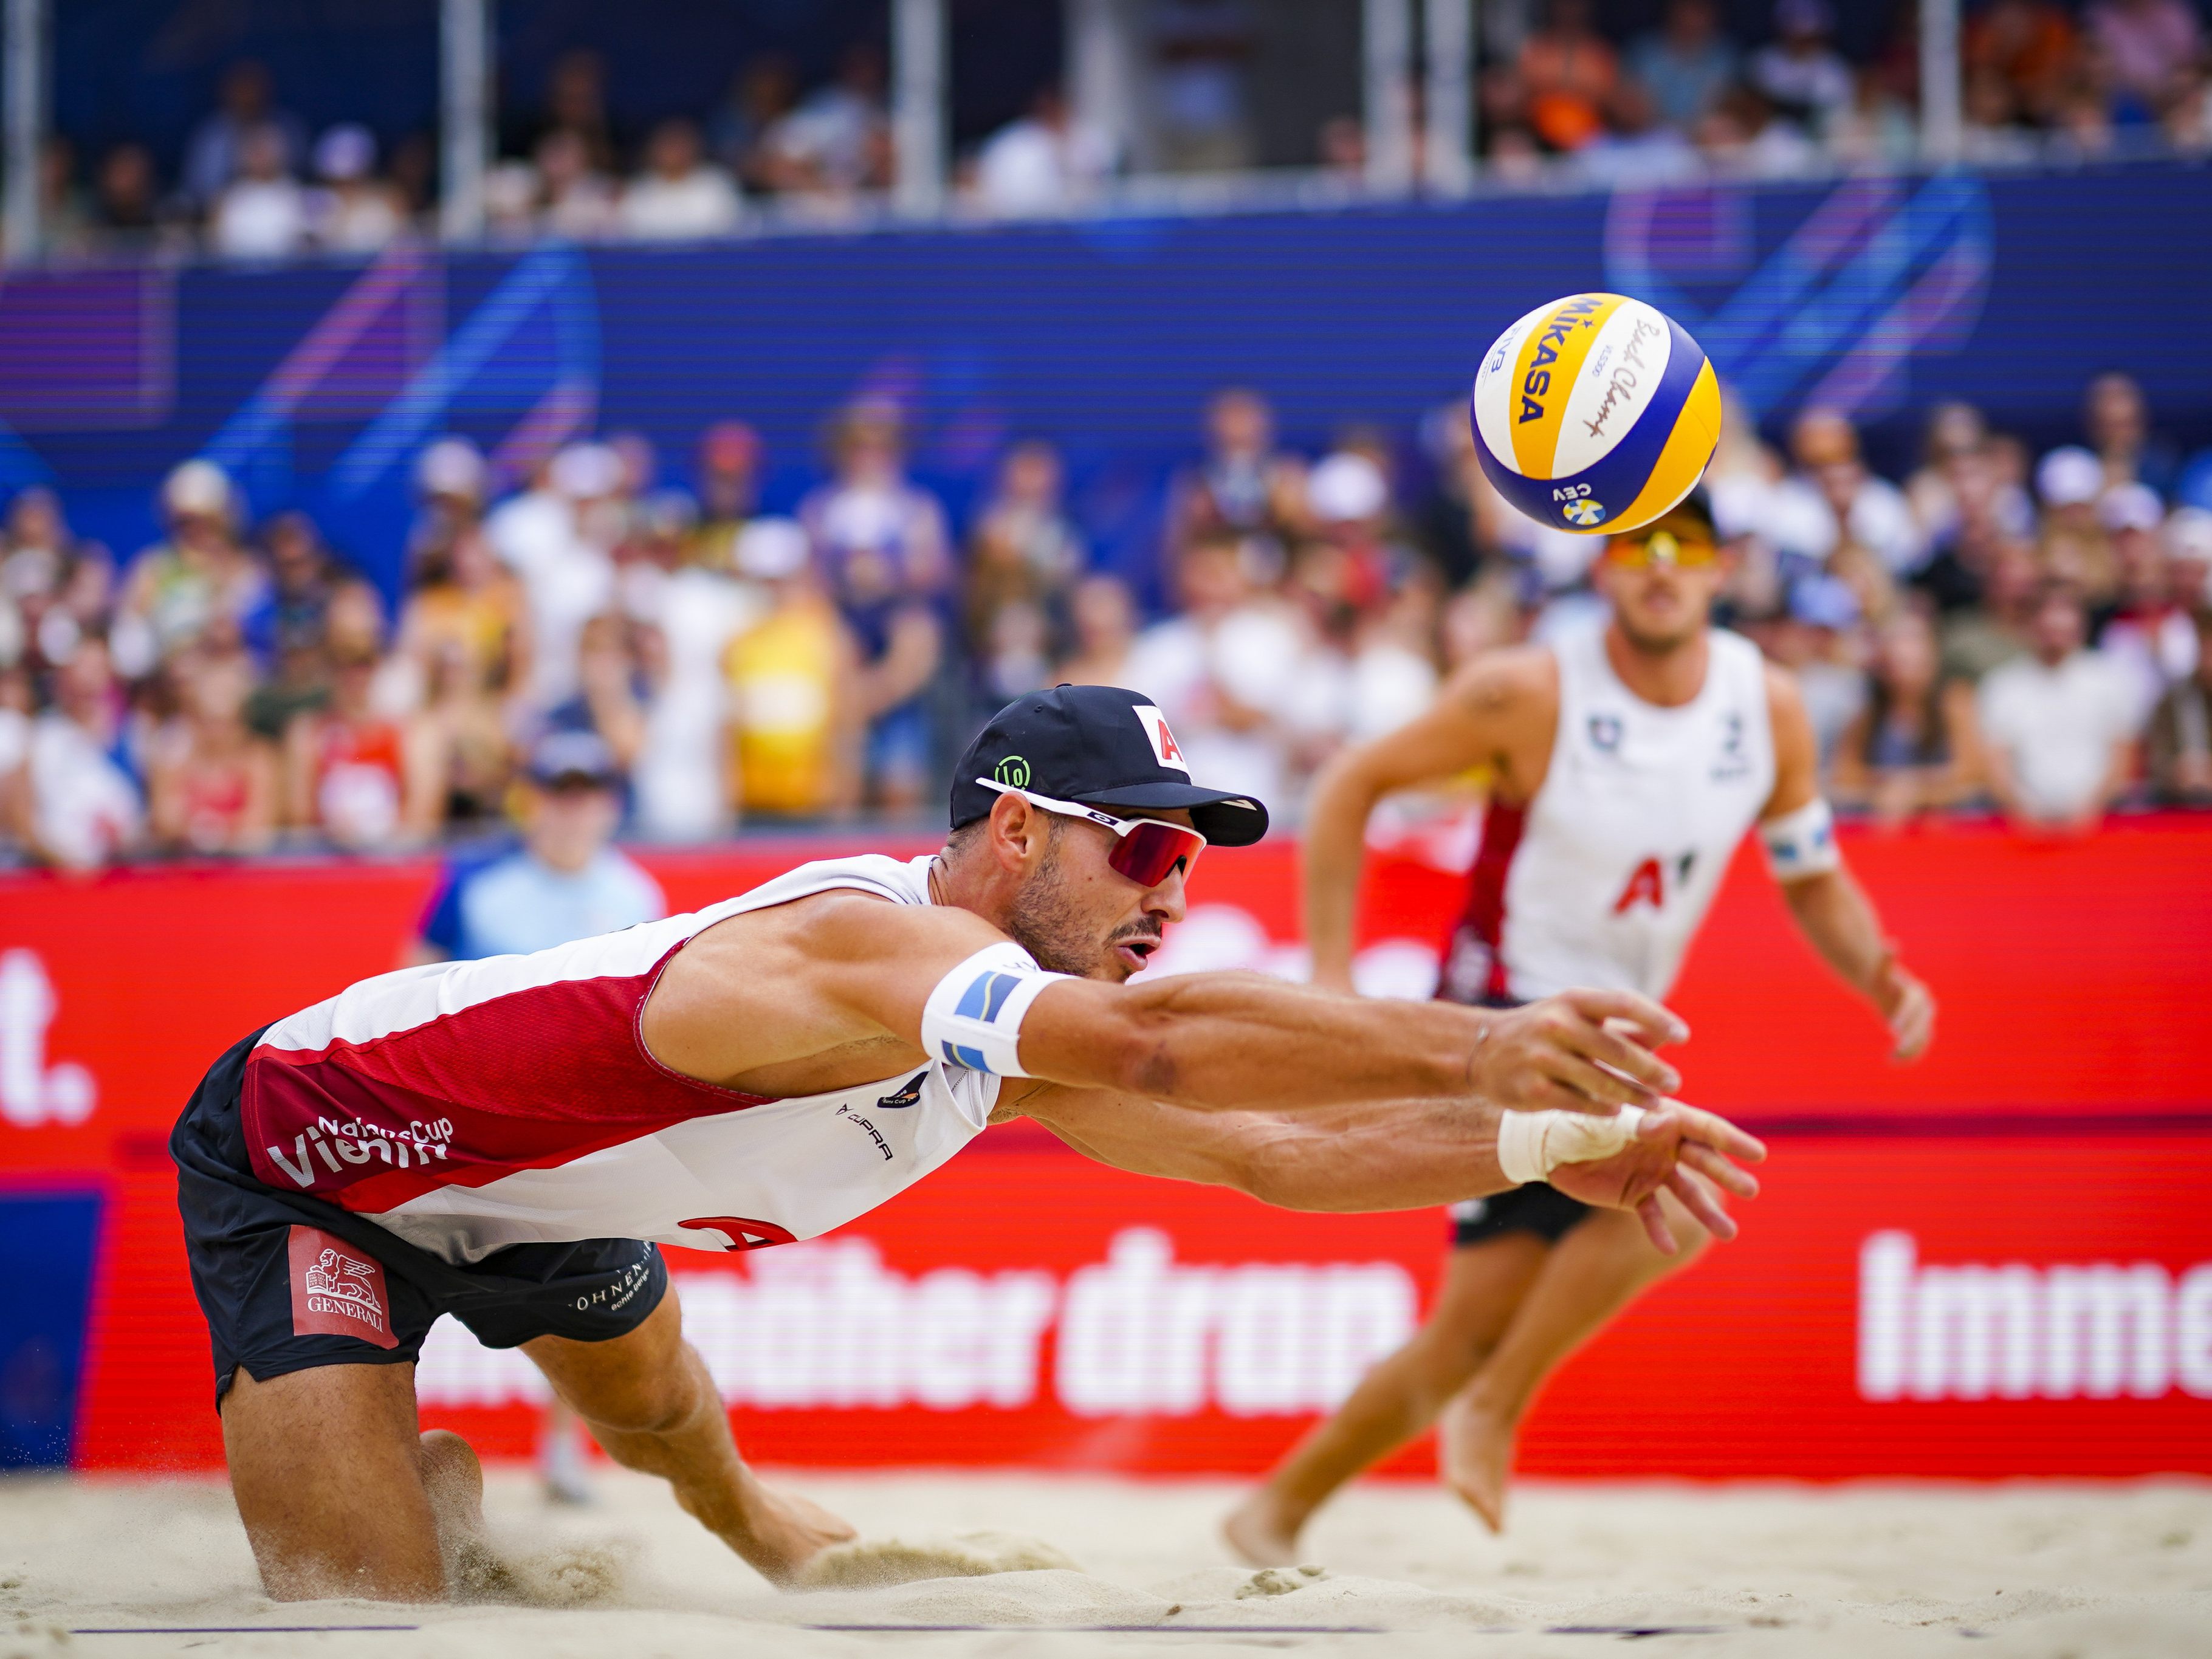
xmin=2 ymin=817 xmax=2208 ymax=1477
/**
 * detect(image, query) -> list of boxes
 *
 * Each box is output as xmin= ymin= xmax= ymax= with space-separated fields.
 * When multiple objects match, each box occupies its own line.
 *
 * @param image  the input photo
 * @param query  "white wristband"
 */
xmin=920 ymin=943 xmax=1073 ymax=1076
xmin=1496 ymin=1105 xmax=1647 ymax=1185
xmin=1759 ymin=797 xmax=1840 ymax=881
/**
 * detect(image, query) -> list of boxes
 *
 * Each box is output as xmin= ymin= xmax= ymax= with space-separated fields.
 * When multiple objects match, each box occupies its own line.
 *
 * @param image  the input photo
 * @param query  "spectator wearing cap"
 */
xmin=1977 ymin=581 xmax=2138 ymax=831
xmin=408 ymin=728 xmax=663 ymax=964
xmin=723 ymin=518 xmax=860 ymax=818
xmin=621 ymin=118 xmax=743 ymax=241
xmin=1627 ymin=0 xmax=1741 ymax=132
xmin=121 ymin=461 xmax=268 ymax=666
xmin=307 ymin=125 xmax=407 ymax=252
xmin=1750 ymin=0 xmax=1855 ymax=136
xmin=410 ymin=436 xmax=489 ymax=570
xmin=2098 ymin=483 xmax=2197 ymax=727
xmin=2033 ymin=445 xmax=2122 ymax=610
xmin=799 ymin=400 xmax=952 ymax=812
xmin=1831 ymin=607 xmax=1982 ymax=827
xmin=1763 ymin=572 xmax=1868 ymax=766
xmin=247 ymin=510 xmax=342 ymax=673
xmin=2146 ymin=603 xmax=2212 ymax=803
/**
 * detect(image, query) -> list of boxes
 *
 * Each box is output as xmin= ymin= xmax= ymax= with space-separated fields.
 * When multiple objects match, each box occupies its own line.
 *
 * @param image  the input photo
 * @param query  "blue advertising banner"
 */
xmin=1 ymin=161 xmax=2205 ymax=603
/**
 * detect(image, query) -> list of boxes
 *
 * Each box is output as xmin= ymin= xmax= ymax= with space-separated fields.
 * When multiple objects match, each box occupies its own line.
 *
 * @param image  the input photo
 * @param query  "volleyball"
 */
xmin=1470 ymin=292 xmax=1723 ymax=537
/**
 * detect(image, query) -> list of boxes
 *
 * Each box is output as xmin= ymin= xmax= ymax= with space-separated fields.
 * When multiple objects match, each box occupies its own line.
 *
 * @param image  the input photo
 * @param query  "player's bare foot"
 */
xmin=1222 ymin=1492 xmax=1304 ymax=1567
xmin=1437 ymin=1392 xmax=1517 ymax=1534
xmin=732 ymin=1483 xmax=860 ymax=1588
xmin=418 ymin=1430 xmax=508 ymax=1596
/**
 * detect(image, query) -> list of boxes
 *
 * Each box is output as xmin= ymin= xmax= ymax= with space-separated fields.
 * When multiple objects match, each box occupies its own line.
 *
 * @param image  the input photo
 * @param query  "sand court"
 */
xmin=0 ymin=1468 xmax=2204 ymax=1658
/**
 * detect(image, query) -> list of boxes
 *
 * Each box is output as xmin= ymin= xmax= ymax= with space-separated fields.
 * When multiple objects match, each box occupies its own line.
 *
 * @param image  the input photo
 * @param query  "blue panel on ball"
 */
xmin=1471 ymin=315 xmax=1709 ymax=534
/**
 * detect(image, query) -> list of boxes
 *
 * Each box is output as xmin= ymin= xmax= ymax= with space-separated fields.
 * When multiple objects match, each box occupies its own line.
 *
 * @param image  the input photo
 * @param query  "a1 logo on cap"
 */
xmin=1132 ymin=704 xmax=1189 ymax=774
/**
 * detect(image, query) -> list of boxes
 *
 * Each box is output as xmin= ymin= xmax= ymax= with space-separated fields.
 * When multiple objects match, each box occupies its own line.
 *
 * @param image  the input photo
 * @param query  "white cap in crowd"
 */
xmin=549 ymin=442 xmax=624 ymax=501
xmin=1307 ymin=452 xmax=1388 ymax=524
xmin=162 ymin=458 xmax=235 ymax=521
xmin=735 ymin=517 xmax=810 ymax=580
xmin=313 ymin=123 xmax=377 ymax=184
xmin=416 ymin=436 xmax=487 ymax=503
xmin=2098 ymin=481 xmax=2163 ymax=535
xmin=2035 ymin=445 xmax=2104 ymax=509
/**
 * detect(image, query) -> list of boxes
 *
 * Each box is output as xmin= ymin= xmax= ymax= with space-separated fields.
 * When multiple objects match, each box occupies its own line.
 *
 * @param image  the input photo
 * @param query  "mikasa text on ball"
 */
xmin=1471 ymin=292 xmax=1722 ymax=536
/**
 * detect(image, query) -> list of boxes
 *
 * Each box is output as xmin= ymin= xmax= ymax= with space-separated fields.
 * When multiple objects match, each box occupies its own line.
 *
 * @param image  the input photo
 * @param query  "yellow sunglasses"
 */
xmin=1602 ymin=528 xmax=1721 ymax=568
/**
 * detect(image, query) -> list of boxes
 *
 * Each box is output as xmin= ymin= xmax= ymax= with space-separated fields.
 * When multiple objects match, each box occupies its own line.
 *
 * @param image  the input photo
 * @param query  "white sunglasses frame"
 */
xmin=972 ymin=777 xmax=1209 ymax=872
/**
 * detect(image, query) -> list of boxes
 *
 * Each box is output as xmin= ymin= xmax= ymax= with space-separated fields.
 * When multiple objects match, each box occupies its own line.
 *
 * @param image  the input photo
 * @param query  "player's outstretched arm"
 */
xmin=1760 ymin=667 xmax=1936 ymax=1060
xmin=1009 ymin=1084 xmax=1764 ymax=1252
xmin=649 ymin=890 xmax=1685 ymax=1114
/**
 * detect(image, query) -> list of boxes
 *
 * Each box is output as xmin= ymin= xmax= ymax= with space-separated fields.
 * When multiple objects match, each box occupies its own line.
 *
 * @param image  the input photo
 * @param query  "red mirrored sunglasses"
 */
xmin=975 ymin=779 xmax=1207 ymax=887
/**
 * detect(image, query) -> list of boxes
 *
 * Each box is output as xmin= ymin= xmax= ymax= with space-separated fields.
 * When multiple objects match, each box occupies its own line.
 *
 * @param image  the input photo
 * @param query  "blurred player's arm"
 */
xmin=1005 ymin=1083 xmax=1763 ymax=1254
xmin=1762 ymin=666 xmax=1935 ymax=1060
xmin=1303 ymin=648 xmax=1557 ymax=991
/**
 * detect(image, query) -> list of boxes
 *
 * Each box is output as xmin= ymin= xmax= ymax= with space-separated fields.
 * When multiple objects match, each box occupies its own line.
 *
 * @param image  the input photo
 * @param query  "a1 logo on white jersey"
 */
xmin=1132 ymin=704 xmax=1190 ymax=774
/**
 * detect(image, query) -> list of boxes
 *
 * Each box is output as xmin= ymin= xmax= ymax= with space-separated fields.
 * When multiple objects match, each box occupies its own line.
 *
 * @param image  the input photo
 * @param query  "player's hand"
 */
xmin=1871 ymin=960 xmax=1935 ymax=1061
xmin=1471 ymin=988 xmax=1689 ymax=1116
xmin=1546 ymin=1100 xmax=1767 ymax=1254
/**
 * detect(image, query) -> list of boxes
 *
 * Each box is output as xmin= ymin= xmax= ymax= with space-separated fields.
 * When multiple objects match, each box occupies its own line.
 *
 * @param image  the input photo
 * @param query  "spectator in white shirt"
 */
xmin=621 ymin=119 xmax=744 ymax=241
xmin=1977 ymin=582 xmax=2138 ymax=831
xmin=210 ymin=125 xmax=307 ymax=260
xmin=759 ymin=43 xmax=892 ymax=202
xmin=1124 ymin=531 xmax=1303 ymax=810
xmin=972 ymin=88 xmax=1119 ymax=216
xmin=535 ymin=129 xmax=619 ymax=240
xmin=487 ymin=442 xmax=622 ymax=712
xmin=1767 ymin=406 xmax=1924 ymax=575
xmin=23 ymin=636 xmax=143 ymax=868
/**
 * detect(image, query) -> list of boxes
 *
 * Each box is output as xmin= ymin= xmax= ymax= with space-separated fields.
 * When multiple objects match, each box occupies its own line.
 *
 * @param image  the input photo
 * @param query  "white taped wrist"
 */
xmin=920 ymin=943 xmax=1073 ymax=1076
xmin=1496 ymin=1105 xmax=1647 ymax=1184
xmin=1759 ymin=797 xmax=1840 ymax=881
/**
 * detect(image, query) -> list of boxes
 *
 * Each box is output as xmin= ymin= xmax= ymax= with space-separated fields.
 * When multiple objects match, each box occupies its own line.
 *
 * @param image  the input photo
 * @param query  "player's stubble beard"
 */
xmin=1005 ymin=820 xmax=1158 ymax=980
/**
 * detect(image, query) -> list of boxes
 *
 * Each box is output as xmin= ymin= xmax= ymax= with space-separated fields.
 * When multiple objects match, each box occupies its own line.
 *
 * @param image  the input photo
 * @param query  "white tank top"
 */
xmin=244 ymin=853 xmax=1005 ymax=1264
xmin=1440 ymin=627 xmax=1776 ymax=1003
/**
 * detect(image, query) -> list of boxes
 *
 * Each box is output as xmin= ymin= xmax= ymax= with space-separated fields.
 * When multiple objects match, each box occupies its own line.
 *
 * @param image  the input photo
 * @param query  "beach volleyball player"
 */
xmin=173 ymin=684 xmax=1762 ymax=1601
xmin=1224 ymin=497 xmax=1935 ymax=1564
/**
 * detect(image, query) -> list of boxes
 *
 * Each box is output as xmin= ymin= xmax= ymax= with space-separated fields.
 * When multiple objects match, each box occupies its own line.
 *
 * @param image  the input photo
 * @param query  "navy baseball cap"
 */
xmin=951 ymin=685 xmax=1269 ymax=847
xmin=525 ymin=729 xmax=623 ymax=790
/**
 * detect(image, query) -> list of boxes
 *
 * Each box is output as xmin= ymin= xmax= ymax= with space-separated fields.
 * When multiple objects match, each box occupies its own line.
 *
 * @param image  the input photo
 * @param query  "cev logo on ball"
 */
xmin=1562 ymin=498 xmax=1608 ymax=527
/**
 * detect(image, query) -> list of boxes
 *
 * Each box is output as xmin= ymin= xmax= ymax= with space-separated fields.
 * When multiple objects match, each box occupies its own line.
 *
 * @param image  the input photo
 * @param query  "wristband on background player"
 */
xmin=1758 ymin=797 xmax=1840 ymax=881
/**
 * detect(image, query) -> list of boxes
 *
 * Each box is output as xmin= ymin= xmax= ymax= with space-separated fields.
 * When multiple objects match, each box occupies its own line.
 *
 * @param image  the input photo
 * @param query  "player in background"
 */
xmin=1226 ymin=496 xmax=1935 ymax=1564
xmin=407 ymin=728 xmax=665 ymax=1504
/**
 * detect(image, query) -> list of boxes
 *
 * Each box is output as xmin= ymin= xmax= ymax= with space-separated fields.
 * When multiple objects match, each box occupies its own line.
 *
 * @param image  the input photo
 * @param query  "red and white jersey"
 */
xmin=1443 ymin=625 xmax=1775 ymax=1004
xmin=243 ymin=854 xmax=1005 ymax=1263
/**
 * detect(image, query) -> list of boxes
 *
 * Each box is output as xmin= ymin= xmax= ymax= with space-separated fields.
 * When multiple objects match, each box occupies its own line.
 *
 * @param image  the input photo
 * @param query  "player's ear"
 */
xmin=988 ymin=789 xmax=1049 ymax=873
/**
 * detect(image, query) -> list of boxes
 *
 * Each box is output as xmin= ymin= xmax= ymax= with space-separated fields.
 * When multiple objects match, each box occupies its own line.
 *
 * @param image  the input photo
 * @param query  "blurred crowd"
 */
xmin=27 ymin=1 xmax=2212 ymax=259
xmin=2 ymin=366 xmax=2210 ymax=871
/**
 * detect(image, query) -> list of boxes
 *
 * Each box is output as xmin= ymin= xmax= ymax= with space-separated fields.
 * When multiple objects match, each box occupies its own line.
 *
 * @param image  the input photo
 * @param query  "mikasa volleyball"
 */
xmin=1471 ymin=292 xmax=1722 ymax=536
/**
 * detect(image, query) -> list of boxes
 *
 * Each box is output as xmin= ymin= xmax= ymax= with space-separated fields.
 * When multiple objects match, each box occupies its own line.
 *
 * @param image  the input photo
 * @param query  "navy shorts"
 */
xmin=1440 ymin=986 xmax=1592 ymax=1248
xmin=173 ymin=1028 xmax=667 ymax=1411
